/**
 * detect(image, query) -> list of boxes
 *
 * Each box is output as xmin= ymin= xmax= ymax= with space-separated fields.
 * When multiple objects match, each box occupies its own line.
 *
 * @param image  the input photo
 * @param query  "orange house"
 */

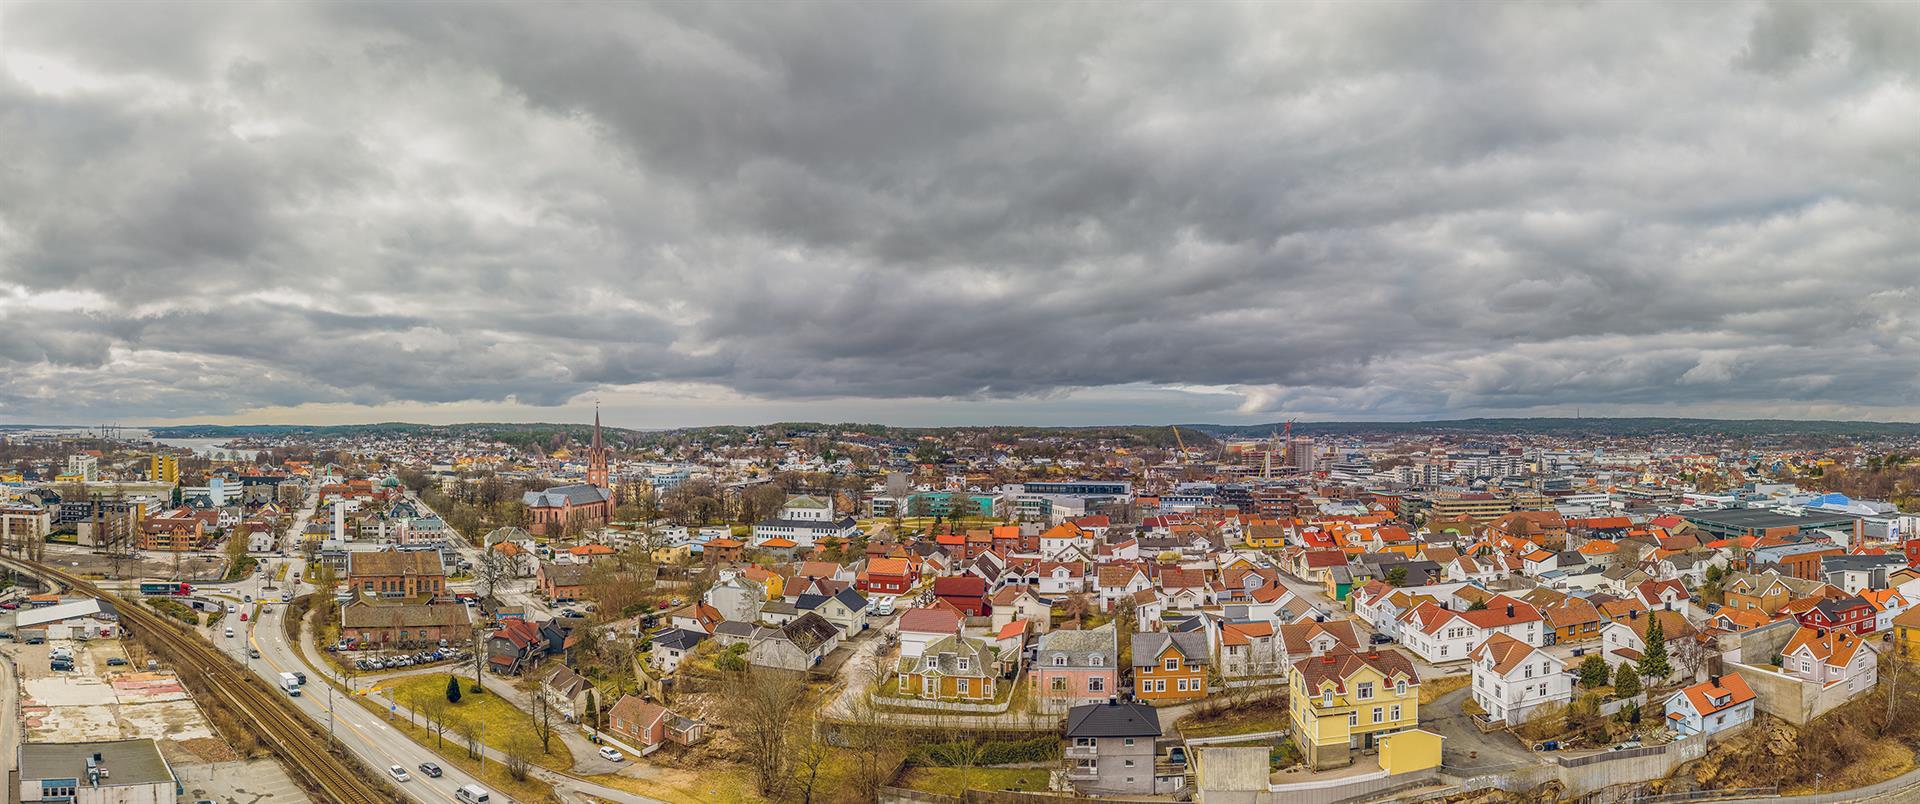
xmin=1132 ymin=632 xmax=1209 ymax=703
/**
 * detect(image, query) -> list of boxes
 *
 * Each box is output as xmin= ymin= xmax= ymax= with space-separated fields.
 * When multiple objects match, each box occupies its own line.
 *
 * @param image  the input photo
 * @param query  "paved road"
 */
xmin=1425 ymin=686 xmax=1537 ymax=772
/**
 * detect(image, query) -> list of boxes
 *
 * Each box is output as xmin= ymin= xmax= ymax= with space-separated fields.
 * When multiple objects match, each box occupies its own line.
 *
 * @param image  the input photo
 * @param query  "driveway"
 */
xmin=1425 ymin=686 xmax=1539 ymax=772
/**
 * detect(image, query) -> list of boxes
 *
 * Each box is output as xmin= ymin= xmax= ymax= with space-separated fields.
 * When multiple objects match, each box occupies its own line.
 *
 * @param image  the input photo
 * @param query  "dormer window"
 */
xmin=1053 ymin=655 xmax=1067 ymax=666
xmin=1089 ymin=656 xmax=1102 ymax=667
xmin=958 ymin=658 xmax=970 ymax=671
xmin=1322 ymin=689 xmax=1333 ymax=706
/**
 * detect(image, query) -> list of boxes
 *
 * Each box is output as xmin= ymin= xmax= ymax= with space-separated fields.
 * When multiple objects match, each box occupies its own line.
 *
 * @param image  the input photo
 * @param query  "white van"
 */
xmin=455 ymin=784 xmax=490 ymax=803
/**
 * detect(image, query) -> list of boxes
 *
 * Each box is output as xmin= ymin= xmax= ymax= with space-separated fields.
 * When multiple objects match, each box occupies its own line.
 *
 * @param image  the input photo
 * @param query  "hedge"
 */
xmin=910 ymin=736 xmax=1061 ymax=767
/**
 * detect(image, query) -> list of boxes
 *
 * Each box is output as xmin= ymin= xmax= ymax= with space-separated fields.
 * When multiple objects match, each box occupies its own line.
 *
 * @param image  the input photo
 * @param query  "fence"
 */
xmin=1599 ymin=693 xmax=1647 ymax=717
xmin=1623 ymin=786 xmax=1778 ymax=803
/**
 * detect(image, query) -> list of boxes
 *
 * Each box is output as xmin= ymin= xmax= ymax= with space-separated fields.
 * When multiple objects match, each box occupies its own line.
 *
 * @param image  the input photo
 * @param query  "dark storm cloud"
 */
xmin=2 ymin=1 xmax=1919 ymax=422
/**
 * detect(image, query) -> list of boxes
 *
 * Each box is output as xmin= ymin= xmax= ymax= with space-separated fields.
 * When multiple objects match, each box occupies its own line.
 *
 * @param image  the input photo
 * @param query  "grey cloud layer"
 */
xmin=2 ymin=1 xmax=1918 ymax=422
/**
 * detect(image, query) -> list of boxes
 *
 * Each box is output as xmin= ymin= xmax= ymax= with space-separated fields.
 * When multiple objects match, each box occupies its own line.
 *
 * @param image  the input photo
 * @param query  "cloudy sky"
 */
xmin=2 ymin=2 xmax=1918 ymax=428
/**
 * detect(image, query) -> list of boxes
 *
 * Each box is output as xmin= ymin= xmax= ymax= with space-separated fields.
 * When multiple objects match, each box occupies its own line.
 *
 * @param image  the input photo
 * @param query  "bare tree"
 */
xmin=503 ymin=735 xmax=535 ymax=781
xmin=454 ymin=716 xmax=481 ymax=760
xmin=530 ymin=679 xmax=556 ymax=754
xmin=847 ymin=653 xmax=908 ymax=801
xmin=790 ymin=713 xmax=832 ymax=804
xmin=474 ymin=548 xmax=512 ymax=598
xmin=717 ymin=668 xmax=807 ymax=797
xmin=421 ymin=697 xmax=449 ymax=750
xmin=1670 ymin=635 xmax=1712 ymax=683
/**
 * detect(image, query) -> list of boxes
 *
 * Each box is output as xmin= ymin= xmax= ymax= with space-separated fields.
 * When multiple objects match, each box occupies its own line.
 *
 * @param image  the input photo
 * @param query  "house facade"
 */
xmin=1132 ymin=632 xmax=1208 ymax=703
xmin=1288 ymin=648 xmax=1421 ymax=770
xmin=1468 ymin=632 xmax=1572 ymax=725
xmin=1664 ymin=674 xmax=1756 ymax=737
xmin=1064 ymin=700 xmax=1171 ymax=796
xmin=1029 ymin=624 xmax=1119 ymax=709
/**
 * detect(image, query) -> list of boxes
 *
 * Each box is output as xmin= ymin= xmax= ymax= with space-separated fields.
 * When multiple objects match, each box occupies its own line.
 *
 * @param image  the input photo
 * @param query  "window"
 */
xmin=1089 ymin=677 xmax=1105 ymax=692
xmin=1524 ymin=665 xmax=1533 ymax=679
xmin=1322 ymin=690 xmax=1333 ymax=706
xmin=1390 ymin=705 xmax=1401 ymax=720
xmin=1177 ymin=678 xmax=1189 ymax=692
xmin=1052 ymin=678 xmax=1068 ymax=691
xmin=957 ymin=658 xmax=970 ymax=672
xmin=1089 ymin=655 xmax=1103 ymax=666
xmin=1123 ymin=737 xmax=1135 ymax=746
xmin=1054 ymin=655 xmax=1067 ymax=666
xmin=1358 ymin=681 xmax=1374 ymax=700
xmin=1075 ymin=737 xmax=1094 ymax=747
xmin=1396 ymin=680 xmax=1407 ymax=695
xmin=1165 ymin=658 xmax=1179 ymax=671
xmin=1348 ymin=712 xmax=1357 ymax=727
xmin=1124 ymin=759 xmax=1135 ymax=767
xmin=1373 ymin=707 xmax=1384 ymax=723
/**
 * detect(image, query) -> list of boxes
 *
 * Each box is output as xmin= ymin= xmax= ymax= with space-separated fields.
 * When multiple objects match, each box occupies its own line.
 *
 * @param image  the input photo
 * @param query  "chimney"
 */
xmin=1322 ymin=655 xmax=1336 ymax=665
xmin=1108 ymin=696 xmax=1118 ymax=706
xmin=1505 ymin=604 xmax=1515 ymax=617
xmin=1709 ymin=674 xmax=1720 ymax=687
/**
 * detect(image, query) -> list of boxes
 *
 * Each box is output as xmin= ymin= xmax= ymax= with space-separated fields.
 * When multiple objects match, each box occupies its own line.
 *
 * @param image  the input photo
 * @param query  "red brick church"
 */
xmin=523 ymin=410 xmax=614 ymax=535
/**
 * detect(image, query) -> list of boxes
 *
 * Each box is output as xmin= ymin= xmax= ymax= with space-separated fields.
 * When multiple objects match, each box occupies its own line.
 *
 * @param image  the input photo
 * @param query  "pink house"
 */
xmin=1027 ymin=623 xmax=1118 ymax=709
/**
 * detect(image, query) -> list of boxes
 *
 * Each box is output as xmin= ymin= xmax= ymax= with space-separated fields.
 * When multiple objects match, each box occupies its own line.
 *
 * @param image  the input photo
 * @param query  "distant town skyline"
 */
xmin=3 ymin=3 xmax=1918 ymax=426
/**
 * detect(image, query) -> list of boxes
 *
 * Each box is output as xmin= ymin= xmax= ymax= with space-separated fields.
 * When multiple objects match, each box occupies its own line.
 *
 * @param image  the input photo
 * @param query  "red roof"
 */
xmin=932 ymin=576 xmax=987 ymax=597
xmin=897 ymin=607 xmax=963 ymax=634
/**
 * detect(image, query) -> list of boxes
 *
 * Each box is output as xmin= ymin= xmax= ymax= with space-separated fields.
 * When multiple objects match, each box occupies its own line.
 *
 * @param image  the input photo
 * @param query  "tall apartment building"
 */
xmin=148 ymin=454 xmax=180 ymax=484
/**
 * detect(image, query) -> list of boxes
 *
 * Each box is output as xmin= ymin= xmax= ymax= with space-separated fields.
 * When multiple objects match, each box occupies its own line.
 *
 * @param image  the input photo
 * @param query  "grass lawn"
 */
xmin=373 ymin=674 xmax=573 ymax=771
xmin=1419 ymin=674 xmax=1470 ymax=704
xmin=1178 ymin=703 xmax=1293 ymax=739
xmin=900 ymin=767 xmax=1051 ymax=794
xmin=586 ymin=766 xmax=764 ymax=804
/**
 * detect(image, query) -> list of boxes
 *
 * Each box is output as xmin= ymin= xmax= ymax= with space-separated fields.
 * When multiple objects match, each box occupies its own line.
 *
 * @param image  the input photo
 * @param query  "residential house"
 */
xmin=857 ymin=557 xmax=916 ymax=597
xmin=1288 ymin=648 xmax=1421 ymax=770
xmin=604 ymin=695 xmax=704 ymax=749
xmin=1634 ymin=579 xmax=1690 ymax=611
xmin=1793 ymin=595 xmax=1878 ymax=636
xmin=1028 ymin=624 xmax=1119 ymax=708
xmin=1780 ymin=626 xmax=1878 ymax=693
xmin=1065 ymin=699 xmax=1172 ymax=796
xmin=1132 ymin=632 xmax=1209 ymax=703
xmin=1094 ymin=565 xmax=1152 ymax=610
xmin=1468 ymin=632 xmax=1572 ymax=725
xmin=536 ymin=561 xmax=591 ymax=602
xmin=796 ymin=588 xmax=869 ymax=635
xmin=1723 ymin=571 xmax=1833 ymax=614
xmin=1598 ymin=609 xmax=1695 ymax=682
xmin=1396 ymin=596 xmax=1544 ymax=664
xmin=897 ymin=633 xmax=997 ymax=701
xmin=648 ymin=628 xmax=708 ymax=674
xmin=1536 ymin=595 xmax=1605 ymax=645
xmin=746 ymin=611 xmax=841 ymax=671
xmin=703 ymin=575 xmax=766 ymax=624
xmin=1219 ymin=621 xmax=1280 ymax=678
xmin=931 ymin=576 xmax=991 ymax=617
xmin=991 ymin=586 xmax=1056 ymax=634
xmin=897 ymin=607 xmax=964 ymax=659
xmin=539 ymin=664 xmax=596 ymax=722
xmin=1664 ymin=673 xmax=1756 ymax=737
xmin=1279 ymin=620 xmax=1363 ymax=666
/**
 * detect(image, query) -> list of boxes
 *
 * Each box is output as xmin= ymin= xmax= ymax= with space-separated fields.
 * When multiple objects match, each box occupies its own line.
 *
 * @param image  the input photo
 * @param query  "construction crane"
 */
xmin=1171 ymin=426 xmax=1188 ymax=465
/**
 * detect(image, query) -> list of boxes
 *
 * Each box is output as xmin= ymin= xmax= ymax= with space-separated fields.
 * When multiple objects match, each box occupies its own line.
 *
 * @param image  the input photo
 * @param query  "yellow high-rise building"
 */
xmin=149 ymin=454 xmax=180 ymax=484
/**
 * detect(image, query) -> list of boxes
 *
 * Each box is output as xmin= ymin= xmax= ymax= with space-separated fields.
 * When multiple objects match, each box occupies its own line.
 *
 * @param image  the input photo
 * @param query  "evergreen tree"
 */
xmin=1578 ymin=654 xmax=1610 ymax=688
xmin=1638 ymin=616 xmax=1670 ymax=681
xmin=1614 ymin=662 xmax=1642 ymax=699
xmin=1385 ymin=566 xmax=1408 ymax=587
xmin=446 ymin=674 xmax=463 ymax=704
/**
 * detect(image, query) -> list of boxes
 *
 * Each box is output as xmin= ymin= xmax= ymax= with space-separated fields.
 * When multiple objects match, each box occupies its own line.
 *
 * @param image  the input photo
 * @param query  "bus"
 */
xmin=137 ymin=581 xmax=193 ymax=597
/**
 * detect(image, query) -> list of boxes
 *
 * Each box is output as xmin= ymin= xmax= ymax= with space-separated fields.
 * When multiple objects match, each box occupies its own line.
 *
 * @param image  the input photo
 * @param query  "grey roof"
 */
xmin=652 ymin=628 xmax=708 ymax=651
xmin=523 ymin=484 xmax=612 ymax=508
xmin=19 ymin=739 xmax=174 ymax=786
xmin=770 ymin=612 xmax=839 ymax=652
xmin=905 ymin=633 xmax=993 ymax=676
xmin=760 ymin=599 xmax=799 ymax=617
xmin=17 ymin=599 xmax=116 ymax=629
xmin=1066 ymin=700 xmax=1162 ymax=739
xmin=1132 ymin=631 xmax=1209 ymax=667
xmin=713 ymin=620 xmax=760 ymax=639
xmin=756 ymin=516 xmax=857 ymax=529
xmin=1034 ymin=622 xmax=1116 ymax=668
xmin=831 ymin=587 xmax=868 ymax=611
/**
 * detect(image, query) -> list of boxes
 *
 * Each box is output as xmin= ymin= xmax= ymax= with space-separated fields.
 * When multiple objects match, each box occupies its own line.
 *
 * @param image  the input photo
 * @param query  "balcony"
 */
xmin=1065 ymin=745 xmax=1098 ymax=759
xmin=1066 ymin=763 xmax=1099 ymax=780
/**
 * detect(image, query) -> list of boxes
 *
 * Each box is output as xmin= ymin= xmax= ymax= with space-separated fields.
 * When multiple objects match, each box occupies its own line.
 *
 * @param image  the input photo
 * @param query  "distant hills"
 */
xmin=133 ymin=416 xmax=1920 ymax=443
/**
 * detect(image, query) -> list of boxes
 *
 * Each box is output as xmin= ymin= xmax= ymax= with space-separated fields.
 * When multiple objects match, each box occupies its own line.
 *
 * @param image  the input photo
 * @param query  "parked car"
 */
xmin=0 ymin=601 xmax=17 ymax=609
xmin=598 ymin=746 xmax=623 ymax=762
xmin=1368 ymin=632 xmax=1393 ymax=645
xmin=417 ymin=761 xmax=443 ymax=778
xmin=107 ymin=657 xmax=128 ymax=666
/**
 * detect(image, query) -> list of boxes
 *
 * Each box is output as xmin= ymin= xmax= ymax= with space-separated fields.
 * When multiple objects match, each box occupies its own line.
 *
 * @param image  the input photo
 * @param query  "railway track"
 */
xmin=15 ymin=559 xmax=393 ymax=804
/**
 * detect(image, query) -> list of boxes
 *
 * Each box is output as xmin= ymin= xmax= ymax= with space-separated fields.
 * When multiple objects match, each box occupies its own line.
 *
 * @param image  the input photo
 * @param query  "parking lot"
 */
xmin=3 ymin=630 xmax=312 ymax=800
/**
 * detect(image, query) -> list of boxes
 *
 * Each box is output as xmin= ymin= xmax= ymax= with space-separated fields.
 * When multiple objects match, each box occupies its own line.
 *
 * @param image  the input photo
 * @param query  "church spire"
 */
xmin=587 ymin=404 xmax=609 ymax=489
